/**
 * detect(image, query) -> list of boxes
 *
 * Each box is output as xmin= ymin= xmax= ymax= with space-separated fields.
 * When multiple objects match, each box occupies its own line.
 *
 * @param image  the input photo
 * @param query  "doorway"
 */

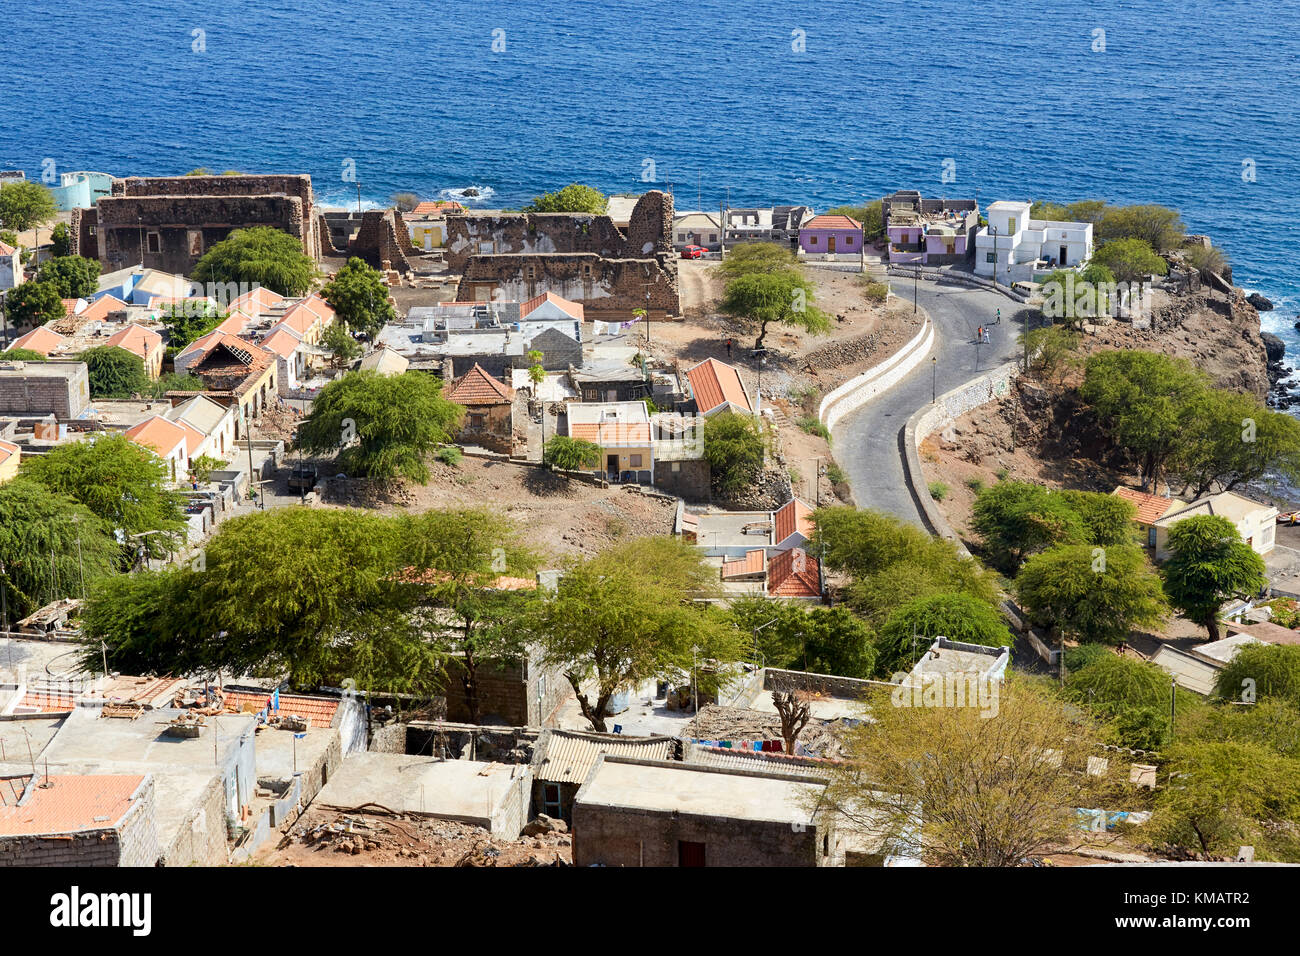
xmin=678 ymin=840 xmax=706 ymax=867
xmin=606 ymin=454 xmax=618 ymax=477
xmin=827 ymin=235 xmax=837 ymax=254
xmin=1059 ymin=245 xmax=1068 ymax=265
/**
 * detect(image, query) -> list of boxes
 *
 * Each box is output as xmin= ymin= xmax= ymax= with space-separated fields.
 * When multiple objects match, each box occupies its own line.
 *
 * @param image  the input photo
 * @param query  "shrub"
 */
xmin=435 ymin=445 xmax=463 ymax=467
xmin=858 ymin=279 xmax=889 ymax=303
xmin=798 ymin=416 xmax=831 ymax=441
xmin=928 ymin=481 xmax=949 ymax=501
xmin=964 ymin=476 xmax=985 ymax=494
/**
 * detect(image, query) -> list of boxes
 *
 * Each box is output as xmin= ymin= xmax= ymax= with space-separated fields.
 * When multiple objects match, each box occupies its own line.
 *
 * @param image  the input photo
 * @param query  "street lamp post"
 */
xmin=989 ymin=224 xmax=998 ymax=288
xmin=931 ymin=355 xmax=937 ymax=404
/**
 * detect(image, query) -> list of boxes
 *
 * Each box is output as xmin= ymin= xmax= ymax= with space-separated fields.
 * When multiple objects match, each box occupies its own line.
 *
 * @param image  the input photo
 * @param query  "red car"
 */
xmin=680 ymin=245 xmax=706 ymax=259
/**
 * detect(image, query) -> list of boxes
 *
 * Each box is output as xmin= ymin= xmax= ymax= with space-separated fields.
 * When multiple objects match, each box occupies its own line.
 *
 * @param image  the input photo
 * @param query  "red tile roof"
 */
xmin=1112 ymin=486 xmax=1181 ymax=525
xmin=78 ymin=294 xmax=129 ymax=324
xmin=521 ymin=291 xmax=584 ymax=321
xmin=229 ymin=286 xmax=285 ymax=314
xmin=773 ymin=498 xmax=815 ymax=547
xmin=445 ymin=363 xmax=514 ymax=404
xmin=767 ymin=548 xmax=822 ymax=598
xmin=0 ymin=439 xmax=18 ymax=467
xmin=687 ymin=357 xmax=751 ymax=414
xmin=0 ymin=775 xmax=145 ymax=835
xmin=220 ymin=690 xmax=339 ymax=728
xmin=803 ymin=214 xmax=862 ymax=231
xmin=570 ymin=421 xmax=652 ymax=445
xmin=17 ymin=690 xmax=78 ymax=712
xmin=411 ymin=200 xmax=464 ymax=216
xmin=105 ymin=323 xmax=163 ymax=361
xmin=0 ymin=241 xmax=16 ymax=256
xmin=125 ymin=416 xmax=187 ymax=459
xmin=721 ymin=549 xmax=765 ymax=579
xmin=260 ymin=325 xmax=302 ymax=358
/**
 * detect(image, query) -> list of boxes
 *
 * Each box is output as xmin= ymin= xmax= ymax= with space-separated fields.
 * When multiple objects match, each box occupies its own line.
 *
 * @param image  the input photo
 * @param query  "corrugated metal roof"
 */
xmin=684 ymin=744 xmax=834 ymax=780
xmin=534 ymin=730 xmax=673 ymax=784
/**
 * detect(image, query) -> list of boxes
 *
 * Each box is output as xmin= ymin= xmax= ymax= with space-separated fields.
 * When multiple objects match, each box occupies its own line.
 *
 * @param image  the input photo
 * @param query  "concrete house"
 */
xmin=673 ymin=212 xmax=722 ymax=251
xmin=124 ymin=415 xmax=190 ymax=482
xmin=444 ymin=362 xmax=515 ymax=454
xmin=0 ymin=360 xmax=91 ymax=419
xmin=724 ymin=206 xmax=813 ymax=248
xmin=572 ymin=756 xmax=843 ymax=867
xmin=1152 ymin=491 xmax=1278 ymax=560
xmin=405 ymin=199 xmax=465 ymax=251
xmin=567 ymin=400 xmax=653 ymax=482
xmin=1112 ymin=485 xmax=1186 ymax=549
xmin=882 ymin=190 xmax=979 ymax=266
xmin=0 ymin=438 xmax=19 ymax=483
xmin=163 ymin=394 xmax=237 ymax=463
xmin=104 ymin=323 xmax=165 ymax=380
xmin=0 ymin=239 xmax=22 ymax=292
xmin=974 ymin=200 xmax=1093 ymax=282
xmin=530 ymin=730 xmax=674 ymax=825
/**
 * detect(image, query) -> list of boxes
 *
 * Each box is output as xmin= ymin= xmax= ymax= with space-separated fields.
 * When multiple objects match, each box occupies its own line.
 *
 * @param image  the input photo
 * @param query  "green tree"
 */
xmin=20 ymin=433 xmax=187 ymax=557
xmin=702 ymin=412 xmax=765 ymax=495
xmin=0 ymin=480 xmax=121 ymax=617
xmin=523 ymin=183 xmax=608 ymax=214
xmin=1161 ymin=515 xmax=1267 ymax=641
xmin=530 ymin=538 xmax=742 ymax=731
xmin=543 ymin=435 xmax=601 ymax=473
xmin=160 ymin=303 xmax=225 ymax=350
xmin=320 ymin=322 xmax=361 ymax=368
xmin=5 ymin=281 xmax=66 ymax=328
xmin=1215 ymin=643 xmax=1300 ymax=706
xmin=0 ymin=348 xmax=47 ymax=362
xmin=191 ymin=226 xmax=317 ymax=297
xmin=876 ymin=592 xmax=1010 ymax=677
xmin=38 ymin=256 xmax=101 ymax=299
xmin=1097 ymin=204 xmax=1185 ymax=253
xmin=728 ymin=597 xmax=875 ymax=678
xmin=1057 ymin=489 xmax=1139 ymax=548
xmin=1020 ymin=324 xmax=1080 ymax=382
xmin=1015 ymin=543 xmax=1167 ymax=645
xmin=188 ymin=454 xmax=223 ymax=484
xmin=826 ymin=201 xmax=882 ymax=239
xmin=1181 ymin=242 xmax=1229 ymax=280
xmin=1081 ymin=350 xmax=1208 ymax=489
xmin=1150 ymin=741 xmax=1300 ymax=861
xmin=296 ymin=370 xmax=464 ymax=483
xmin=720 ymin=268 xmax=830 ymax=350
xmin=526 ymin=349 xmax=545 ymax=386
xmin=1091 ymin=237 xmax=1169 ymax=284
xmin=81 ymin=345 xmax=151 ymax=398
xmin=1063 ymin=651 xmax=1192 ymax=750
xmin=0 ymin=181 xmax=57 ymax=232
xmin=50 ymin=222 xmax=72 ymax=257
xmin=718 ymin=242 xmax=798 ymax=280
xmin=1174 ymin=389 xmax=1300 ymax=498
xmin=972 ymin=481 xmax=1088 ymax=573
xmin=320 ymin=257 xmax=395 ymax=338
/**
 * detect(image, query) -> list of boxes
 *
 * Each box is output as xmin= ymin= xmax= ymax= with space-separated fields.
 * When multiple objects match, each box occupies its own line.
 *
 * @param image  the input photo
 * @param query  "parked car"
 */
xmin=287 ymin=463 xmax=319 ymax=492
xmin=680 ymin=245 xmax=706 ymax=259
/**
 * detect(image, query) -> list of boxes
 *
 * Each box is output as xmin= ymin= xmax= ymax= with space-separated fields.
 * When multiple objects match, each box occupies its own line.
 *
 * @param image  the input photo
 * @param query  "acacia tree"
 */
xmin=876 ymin=592 xmax=1011 ymax=677
xmin=720 ymin=268 xmax=830 ymax=351
xmin=80 ymin=345 xmax=151 ymax=398
xmin=320 ymin=322 xmax=361 ymax=368
xmin=20 ymin=434 xmax=187 ymax=558
xmin=543 ymin=435 xmax=600 ymax=474
xmin=1091 ymin=237 xmax=1169 ymax=284
xmin=1174 ymin=389 xmax=1300 ymax=498
xmin=523 ymin=183 xmax=608 ymax=214
xmin=1162 ymin=515 xmax=1267 ymax=641
xmin=38 ymin=256 xmax=101 ymax=299
xmin=530 ymin=538 xmax=743 ymax=731
xmin=0 ymin=181 xmax=56 ymax=232
xmin=820 ymin=677 xmax=1105 ymax=866
xmin=1014 ymin=543 xmax=1168 ymax=645
xmin=320 ymin=257 xmax=396 ymax=338
xmin=297 ymin=370 xmax=464 ymax=483
xmin=0 ymin=479 xmax=121 ymax=619
xmin=772 ymin=691 xmax=811 ymax=756
xmin=702 ymin=412 xmax=765 ymax=495
xmin=5 ymin=281 xmax=65 ymax=328
xmin=192 ymin=226 xmax=317 ymax=297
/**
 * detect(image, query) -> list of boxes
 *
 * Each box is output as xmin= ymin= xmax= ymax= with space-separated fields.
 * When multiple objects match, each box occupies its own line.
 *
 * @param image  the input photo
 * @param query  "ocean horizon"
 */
xmin=2 ymin=0 xmax=1297 ymax=349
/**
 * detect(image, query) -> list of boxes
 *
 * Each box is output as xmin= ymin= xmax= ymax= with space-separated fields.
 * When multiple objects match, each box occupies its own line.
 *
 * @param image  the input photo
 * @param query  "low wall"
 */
xmin=887 ymin=264 xmax=1029 ymax=303
xmin=818 ymin=317 xmax=933 ymax=432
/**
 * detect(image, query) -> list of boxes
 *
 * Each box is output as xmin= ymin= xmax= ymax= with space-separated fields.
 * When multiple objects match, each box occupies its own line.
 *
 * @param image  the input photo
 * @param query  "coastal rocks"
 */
xmin=1248 ymin=292 xmax=1275 ymax=312
xmin=1262 ymin=332 xmax=1286 ymax=364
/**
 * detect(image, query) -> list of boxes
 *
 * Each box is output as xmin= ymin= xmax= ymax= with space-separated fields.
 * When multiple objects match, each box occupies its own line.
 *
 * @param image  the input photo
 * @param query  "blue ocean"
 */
xmin=2 ymin=0 xmax=1298 ymax=341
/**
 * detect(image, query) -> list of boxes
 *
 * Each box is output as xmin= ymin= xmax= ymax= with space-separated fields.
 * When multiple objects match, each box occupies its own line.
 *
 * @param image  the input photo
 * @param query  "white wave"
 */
xmin=439 ymin=185 xmax=495 ymax=203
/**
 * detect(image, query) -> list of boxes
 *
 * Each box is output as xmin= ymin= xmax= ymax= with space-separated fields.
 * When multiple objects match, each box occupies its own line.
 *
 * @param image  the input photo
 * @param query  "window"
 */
xmin=629 ymin=454 xmax=642 ymax=468
xmin=708 ymin=233 xmax=717 ymax=242
xmin=542 ymin=783 xmax=561 ymax=818
xmin=469 ymin=413 xmax=486 ymax=429
xmin=809 ymin=236 xmax=817 ymax=245
xmin=678 ymin=840 xmax=706 ymax=867
xmin=1007 ymin=217 xmax=1017 ymax=233
xmin=986 ymin=252 xmax=997 ymax=263
xmin=146 ymin=232 xmax=160 ymax=253
xmin=583 ymin=264 xmax=592 ymax=277
xmin=677 ymin=233 xmax=686 ymax=241
xmin=671 ymin=461 xmax=680 ymax=472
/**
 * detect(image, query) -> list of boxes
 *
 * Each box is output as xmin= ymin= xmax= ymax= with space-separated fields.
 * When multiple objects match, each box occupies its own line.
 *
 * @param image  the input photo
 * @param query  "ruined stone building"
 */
xmin=447 ymin=192 xmax=680 ymax=321
xmin=71 ymin=174 xmax=320 ymax=275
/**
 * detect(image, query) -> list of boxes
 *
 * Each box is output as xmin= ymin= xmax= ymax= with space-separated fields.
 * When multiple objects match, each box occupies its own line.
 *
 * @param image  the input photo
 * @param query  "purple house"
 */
xmin=882 ymin=190 xmax=979 ymax=265
xmin=798 ymin=214 xmax=862 ymax=257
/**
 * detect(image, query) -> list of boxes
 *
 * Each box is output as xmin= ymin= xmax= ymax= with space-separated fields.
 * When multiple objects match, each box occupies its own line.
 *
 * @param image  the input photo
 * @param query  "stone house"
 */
xmin=444 ymin=363 xmax=515 ymax=454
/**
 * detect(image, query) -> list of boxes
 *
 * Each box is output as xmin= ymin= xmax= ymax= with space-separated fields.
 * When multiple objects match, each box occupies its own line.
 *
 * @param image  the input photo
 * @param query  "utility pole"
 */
xmin=913 ymin=263 xmax=918 ymax=314
xmin=697 ymin=170 xmax=701 ymax=214
xmin=931 ymin=355 xmax=937 ymax=404
xmin=356 ymin=182 xmax=363 ymax=215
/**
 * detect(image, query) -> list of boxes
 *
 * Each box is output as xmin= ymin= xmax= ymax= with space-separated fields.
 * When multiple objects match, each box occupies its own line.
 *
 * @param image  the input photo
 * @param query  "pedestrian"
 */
xmin=977 ymin=325 xmax=983 ymax=342
xmin=725 ymin=337 xmax=732 ymax=358
xmin=982 ymin=327 xmax=991 ymax=344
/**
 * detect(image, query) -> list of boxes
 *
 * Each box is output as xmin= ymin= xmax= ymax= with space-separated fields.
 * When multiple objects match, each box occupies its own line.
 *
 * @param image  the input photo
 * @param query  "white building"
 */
xmin=1152 ymin=491 xmax=1278 ymax=561
xmin=0 ymin=239 xmax=23 ymax=292
xmin=974 ymin=200 xmax=1093 ymax=283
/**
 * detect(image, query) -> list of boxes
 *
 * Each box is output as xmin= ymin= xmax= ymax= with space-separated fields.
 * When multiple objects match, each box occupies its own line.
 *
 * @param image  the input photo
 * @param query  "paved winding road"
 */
xmin=833 ymin=278 xmax=1021 ymax=525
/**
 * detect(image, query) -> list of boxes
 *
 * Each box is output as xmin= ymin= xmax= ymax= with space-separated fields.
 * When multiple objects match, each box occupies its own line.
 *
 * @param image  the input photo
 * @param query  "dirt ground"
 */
xmin=321 ymin=456 xmax=677 ymax=562
xmin=261 ymin=806 xmax=571 ymax=867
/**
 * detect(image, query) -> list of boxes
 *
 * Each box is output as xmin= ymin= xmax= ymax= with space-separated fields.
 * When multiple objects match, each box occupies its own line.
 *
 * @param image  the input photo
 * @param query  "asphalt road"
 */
xmin=832 ymin=278 xmax=1021 ymax=525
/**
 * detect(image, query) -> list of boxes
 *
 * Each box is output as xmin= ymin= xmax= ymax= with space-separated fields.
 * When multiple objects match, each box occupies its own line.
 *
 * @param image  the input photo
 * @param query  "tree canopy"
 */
xmin=876 ymin=592 xmax=1011 ymax=677
xmin=160 ymin=303 xmax=225 ymax=350
xmin=522 ymin=183 xmax=608 ymax=214
xmin=191 ymin=226 xmax=317 ymax=297
xmin=37 ymin=255 xmax=101 ymax=299
xmin=296 ymin=370 xmax=464 ymax=483
xmin=728 ymin=597 xmax=875 ymax=678
xmin=1161 ymin=515 xmax=1267 ymax=641
xmin=320 ymin=322 xmax=361 ymax=368
xmin=1215 ymin=643 xmax=1300 ymax=707
xmin=971 ymin=481 xmax=1136 ymax=574
xmin=4 ymin=281 xmax=65 ymax=327
xmin=320 ymin=257 xmax=396 ymax=338
xmin=0 ymin=180 xmax=57 ymax=231
xmin=81 ymin=345 xmax=151 ymax=399
xmin=1091 ymin=237 xmax=1169 ymax=284
xmin=543 ymin=435 xmax=601 ymax=473
xmin=1014 ymin=543 xmax=1167 ymax=645
xmin=720 ymin=267 xmax=830 ymax=351
xmin=702 ymin=413 xmax=765 ymax=496
xmin=530 ymin=537 xmax=742 ymax=731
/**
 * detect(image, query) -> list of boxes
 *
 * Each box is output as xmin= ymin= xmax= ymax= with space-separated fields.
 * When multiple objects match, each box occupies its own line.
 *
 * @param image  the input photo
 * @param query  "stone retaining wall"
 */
xmin=818 ymin=317 xmax=933 ymax=432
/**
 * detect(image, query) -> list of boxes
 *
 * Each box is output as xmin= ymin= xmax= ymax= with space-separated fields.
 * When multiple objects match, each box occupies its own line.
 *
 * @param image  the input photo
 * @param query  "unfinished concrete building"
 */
xmin=72 ymin=174 xmax=320 ymax=275
xmin=447 ymin=192 xmax=680 ymax=321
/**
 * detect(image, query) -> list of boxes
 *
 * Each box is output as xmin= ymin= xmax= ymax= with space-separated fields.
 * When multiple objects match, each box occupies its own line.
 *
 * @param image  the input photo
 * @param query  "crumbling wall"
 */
xmin=653 ymin=458 xmax=711 ymax=502
xmin=347 ymin=209 xmax=415 ymax=273
xmin=70 ymin=206 xmax=98 ymax=260
xmin=458 ymin=254 xmax=679 ymax=320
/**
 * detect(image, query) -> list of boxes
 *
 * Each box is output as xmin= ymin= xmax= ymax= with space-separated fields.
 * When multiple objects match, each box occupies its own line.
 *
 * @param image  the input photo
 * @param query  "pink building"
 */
xmin=798 ymin=215 xmax=862 ymax=257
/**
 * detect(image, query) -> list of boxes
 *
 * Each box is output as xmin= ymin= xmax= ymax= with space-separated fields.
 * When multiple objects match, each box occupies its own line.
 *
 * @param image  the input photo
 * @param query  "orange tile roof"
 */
xmin=177 ymin=329 xmax=225 ymax=359
xmin=803 ymin=214 xmax=862 ymax=231
xmin=214 ymin=310 xmax=253 ymax=336
xmin=721 ymin=549 xmax=765 ymax=579
xmin=125 ymin=415 xmax=187 ymax=458
xmin=0 ymin=241 xmax=16 ymax=256
xmin=570 ymin=421 xmax=653 ymax=445
xmin=0 ymin=774 xmax=145 ymax=835
xmin=60 ymin=298 xmax=84 ymax=316
xmin=0 ymin=439 xmax=18 ymax=467
xmin=260 ymin=326 xmax=301 ymax=358
xmin=17 ymin=689 xmax=78 ymax=712
xmin=521 ymin=291 xmax=584 ymax=321
xmin=1112 ymin=486 xmax=1180 ymax=525
xmin=175 ymin=420 xmax=206 ymax=456
xmin=445 ymin=363 xmax=514 ymax=404
xmin=773 ymin=498 xmax=815 ymax=546
xmin=229 ymin=286 xmax=286 ymax=314
xmin=767 ymin=548 xmax=822 ymax=598
xmin=9 ymin=325 xmax=66 ymax=356
xmin=79 ymin=294 xmax=129 ymax=323
xmin=687 ymin=357 xmax=751 ymax=414
xmin=411 ymin=200 xmax=464 ymax=216
xmin=220 ymin=690 xmax=339 ymax=729
xmin=105 ymin=323 xmax=163 ymax=361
